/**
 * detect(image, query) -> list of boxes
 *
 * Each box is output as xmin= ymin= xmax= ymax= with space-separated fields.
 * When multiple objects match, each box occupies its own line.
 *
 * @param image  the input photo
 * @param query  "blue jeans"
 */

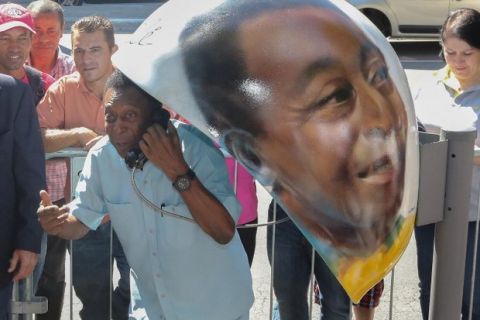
xmin=415 ymin=222 xmax=480 ymax=320
xmin=267 ymin=201 xmax=351 ymax=320
xmin=71 ymin=222 xmax=130 ymax=320
xmin=0 ymin=283 xmax=13 ymax=320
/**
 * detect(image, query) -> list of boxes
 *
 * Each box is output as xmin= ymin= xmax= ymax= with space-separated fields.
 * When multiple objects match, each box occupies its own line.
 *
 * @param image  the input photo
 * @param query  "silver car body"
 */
xmin=346 ymin=0 xmax=480 ymax=38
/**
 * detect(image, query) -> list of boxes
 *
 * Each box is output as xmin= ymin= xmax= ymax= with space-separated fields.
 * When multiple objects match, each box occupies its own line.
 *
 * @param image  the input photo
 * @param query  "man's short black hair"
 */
xmin=180 ymin=0 xmax=337 ymax=138
xmin=71 ymin=15 xmax=115 ymax=49
xmin=104 ymin=69 xmax=162 ymax=113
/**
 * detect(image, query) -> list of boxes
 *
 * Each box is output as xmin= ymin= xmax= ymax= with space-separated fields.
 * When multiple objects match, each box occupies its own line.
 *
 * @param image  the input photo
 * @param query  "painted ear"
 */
xmin=221 ymin=129 xmax=274 ymax=185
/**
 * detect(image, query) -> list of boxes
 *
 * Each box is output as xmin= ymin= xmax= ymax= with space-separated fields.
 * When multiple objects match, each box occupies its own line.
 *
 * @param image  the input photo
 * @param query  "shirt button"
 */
xmin=143 ymin=180 xmax=148 ymax=185
xmin=155 ymin=273 xmax=160 ymax=278
xmin=149 ymin=229 xmax=153 ymax=234
xmin=160 ymin=293 xmax=166 ymax=298
xmin=152 ymin=252 xmax=157 ymax=256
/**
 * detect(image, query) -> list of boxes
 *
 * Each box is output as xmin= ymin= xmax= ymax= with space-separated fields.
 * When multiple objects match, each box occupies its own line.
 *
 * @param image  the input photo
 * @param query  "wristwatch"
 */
xmin=172 ymin=168 xmax=196 ymax=192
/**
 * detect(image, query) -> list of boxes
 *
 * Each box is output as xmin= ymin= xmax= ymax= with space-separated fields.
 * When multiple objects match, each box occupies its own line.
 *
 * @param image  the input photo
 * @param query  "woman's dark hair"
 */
xmin=441 ymin=8 xmax=480 ymax=49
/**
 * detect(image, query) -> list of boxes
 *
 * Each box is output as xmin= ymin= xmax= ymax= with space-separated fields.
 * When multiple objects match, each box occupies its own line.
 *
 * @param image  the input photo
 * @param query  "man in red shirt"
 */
xmin=0 ymin=3 xmax=54 ymax=103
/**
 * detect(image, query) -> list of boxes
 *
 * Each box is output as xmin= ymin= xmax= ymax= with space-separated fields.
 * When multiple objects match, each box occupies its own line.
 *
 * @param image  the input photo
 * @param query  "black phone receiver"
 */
xmin=125 ymin=107 xmax=171 ymax=170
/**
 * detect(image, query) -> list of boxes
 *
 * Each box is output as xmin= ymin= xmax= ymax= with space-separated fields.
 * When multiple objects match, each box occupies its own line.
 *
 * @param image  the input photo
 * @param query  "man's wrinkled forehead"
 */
xmin=104 ymin=86 xmax=145 ymax=110
xmin=71 ymin=30 xmax=109 ymax=48
xmin=0 ymin=27 xmax=32 ymax=36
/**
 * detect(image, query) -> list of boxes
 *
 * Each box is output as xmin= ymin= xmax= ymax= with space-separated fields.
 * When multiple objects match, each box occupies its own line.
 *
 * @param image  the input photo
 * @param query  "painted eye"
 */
xmin=317 ymin=84 xmax=355 ymax=108
xmin=369 ymin=66 xmax=389 ymax=87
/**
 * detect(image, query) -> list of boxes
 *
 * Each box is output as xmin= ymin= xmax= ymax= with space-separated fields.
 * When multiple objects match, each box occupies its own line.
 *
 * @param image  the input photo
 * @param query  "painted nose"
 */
xmin=358 ymin=87 xmax=394 ymax=137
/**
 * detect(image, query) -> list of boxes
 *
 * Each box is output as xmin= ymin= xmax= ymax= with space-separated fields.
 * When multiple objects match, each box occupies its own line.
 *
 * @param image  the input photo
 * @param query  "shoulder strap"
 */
xmin=25 ymin=66 xmax=46 ymax=105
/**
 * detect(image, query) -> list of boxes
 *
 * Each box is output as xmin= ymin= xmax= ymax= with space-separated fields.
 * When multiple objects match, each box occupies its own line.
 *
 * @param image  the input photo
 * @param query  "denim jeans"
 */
xmin=267 ymin=201 xmax=351 ymax=320
xmin=72 ymin=222 xmax=130 ymax=320
xmin=415 ymin=221 xmax=480 ymax=320
xmin=0 ymin=283 xmax=12 ymax=320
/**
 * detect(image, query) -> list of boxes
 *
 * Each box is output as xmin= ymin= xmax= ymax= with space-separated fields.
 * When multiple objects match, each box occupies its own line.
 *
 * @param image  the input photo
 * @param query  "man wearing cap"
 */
xmin=0 ymin=3 xmax=55 ymax=104
xmin=0 ymin=74 xmax=46 ymax=320
xmin=25 ymin=2 xmax=75 ymax=319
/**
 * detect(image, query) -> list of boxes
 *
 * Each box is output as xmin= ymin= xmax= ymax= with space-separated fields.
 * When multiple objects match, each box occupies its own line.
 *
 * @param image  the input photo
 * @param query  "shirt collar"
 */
xmin=434 ymin=65 xmax=462 ymax=97
xmin=435 ymin=65 xmax=480 ymax=97
xmin=76 ymin=73 xmax=94 ymax=95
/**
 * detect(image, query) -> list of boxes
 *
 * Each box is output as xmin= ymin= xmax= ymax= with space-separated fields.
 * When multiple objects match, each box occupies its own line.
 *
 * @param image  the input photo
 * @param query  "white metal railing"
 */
xmin=9 ymin=137 xmax=480 ymax=319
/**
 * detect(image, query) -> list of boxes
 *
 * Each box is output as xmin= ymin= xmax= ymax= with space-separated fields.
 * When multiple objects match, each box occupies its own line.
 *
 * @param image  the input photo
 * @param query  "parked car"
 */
xmin=54 ymin=0 xmax=83 ymax=5
xmin=54 ymin=0 xmax=162 ymax=5
xmin=345 ymin=0 xmax=480 ymax=38
xmin=84 ymin=0 xmax=162 ymax=3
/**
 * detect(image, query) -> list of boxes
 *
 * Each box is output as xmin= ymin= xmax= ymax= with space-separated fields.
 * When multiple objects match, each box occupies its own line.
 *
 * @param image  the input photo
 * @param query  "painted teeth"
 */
xmin=372 ymin=158 xmax=389 ymax=171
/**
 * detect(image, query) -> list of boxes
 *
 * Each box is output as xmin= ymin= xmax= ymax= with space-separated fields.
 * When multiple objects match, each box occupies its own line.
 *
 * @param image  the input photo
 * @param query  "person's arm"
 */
xmin=37 ymin=190 xmax=89 ymax=240
xmin=140 ymin=122 xmax=235 ymax=244
xmin=37 ymin=78 xmax=99 ymax=153
xmin=42 ymin=127 xmax=99 ymax=153
xmin=11 ymin=84 xmax=46 ymax=281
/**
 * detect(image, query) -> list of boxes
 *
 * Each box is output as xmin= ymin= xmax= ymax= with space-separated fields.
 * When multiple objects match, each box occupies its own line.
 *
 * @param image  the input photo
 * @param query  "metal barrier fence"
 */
xmin=8 ymin=130 xmax=480 ymax=319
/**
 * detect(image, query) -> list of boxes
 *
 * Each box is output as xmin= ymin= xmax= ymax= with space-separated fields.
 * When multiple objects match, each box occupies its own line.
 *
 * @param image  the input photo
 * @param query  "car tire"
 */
xmin=363 ymin=9 xmax=391 ymax=37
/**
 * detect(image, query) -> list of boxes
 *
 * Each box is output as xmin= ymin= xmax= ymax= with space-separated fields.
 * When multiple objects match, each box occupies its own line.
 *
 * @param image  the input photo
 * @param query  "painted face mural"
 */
xmin=114 ymin=0 xmax=419 ymax=301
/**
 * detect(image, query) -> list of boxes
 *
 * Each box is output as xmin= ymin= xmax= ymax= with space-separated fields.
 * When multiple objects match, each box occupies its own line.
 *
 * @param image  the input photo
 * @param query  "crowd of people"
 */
xmin=0 ymin=0 xmax=479 ymax=319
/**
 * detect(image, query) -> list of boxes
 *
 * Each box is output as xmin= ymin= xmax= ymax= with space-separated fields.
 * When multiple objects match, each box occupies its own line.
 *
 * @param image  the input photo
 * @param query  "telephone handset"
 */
xmin=125 ymin=107 xmax=171 ymax=170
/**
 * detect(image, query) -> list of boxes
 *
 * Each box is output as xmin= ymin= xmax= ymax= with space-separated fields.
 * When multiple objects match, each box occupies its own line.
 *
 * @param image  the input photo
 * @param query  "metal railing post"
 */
xmin=429 ymin=129 xmax=476 ymax=320
xmin=269 ymin=201 xmax=277 ymax=320
xmin=308 ymin=247 xmax=315 ymax=320
xmin=45 ymin=148 xmax=87 ymax=319
xmin=9 ymin=276 xmax=47 ymax=319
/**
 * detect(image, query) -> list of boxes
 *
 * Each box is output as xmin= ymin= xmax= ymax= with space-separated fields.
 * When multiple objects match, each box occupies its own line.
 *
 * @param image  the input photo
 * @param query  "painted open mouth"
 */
xmin=357 ymin=155 xmax=394 ymax=184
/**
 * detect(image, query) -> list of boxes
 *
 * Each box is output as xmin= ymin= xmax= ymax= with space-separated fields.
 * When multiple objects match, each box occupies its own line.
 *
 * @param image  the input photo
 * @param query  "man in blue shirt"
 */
xmin=0 ymin=74 xmax=45 ymax=320
xmin=38 ymin=70 xmax=254 ymax=319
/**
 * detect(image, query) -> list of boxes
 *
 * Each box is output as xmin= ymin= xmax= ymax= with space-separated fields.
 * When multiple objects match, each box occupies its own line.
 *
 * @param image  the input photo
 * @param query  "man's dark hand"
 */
xmin=37 ymin=190 xmax=70 ymax=236
xmin=139 ymin=122 xmax=189 ymax=181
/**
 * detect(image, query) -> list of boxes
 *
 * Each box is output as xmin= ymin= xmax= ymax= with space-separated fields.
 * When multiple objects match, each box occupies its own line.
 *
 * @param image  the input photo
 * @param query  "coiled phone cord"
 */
xmin=130 ymin=166 xmax=290 ymax=228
